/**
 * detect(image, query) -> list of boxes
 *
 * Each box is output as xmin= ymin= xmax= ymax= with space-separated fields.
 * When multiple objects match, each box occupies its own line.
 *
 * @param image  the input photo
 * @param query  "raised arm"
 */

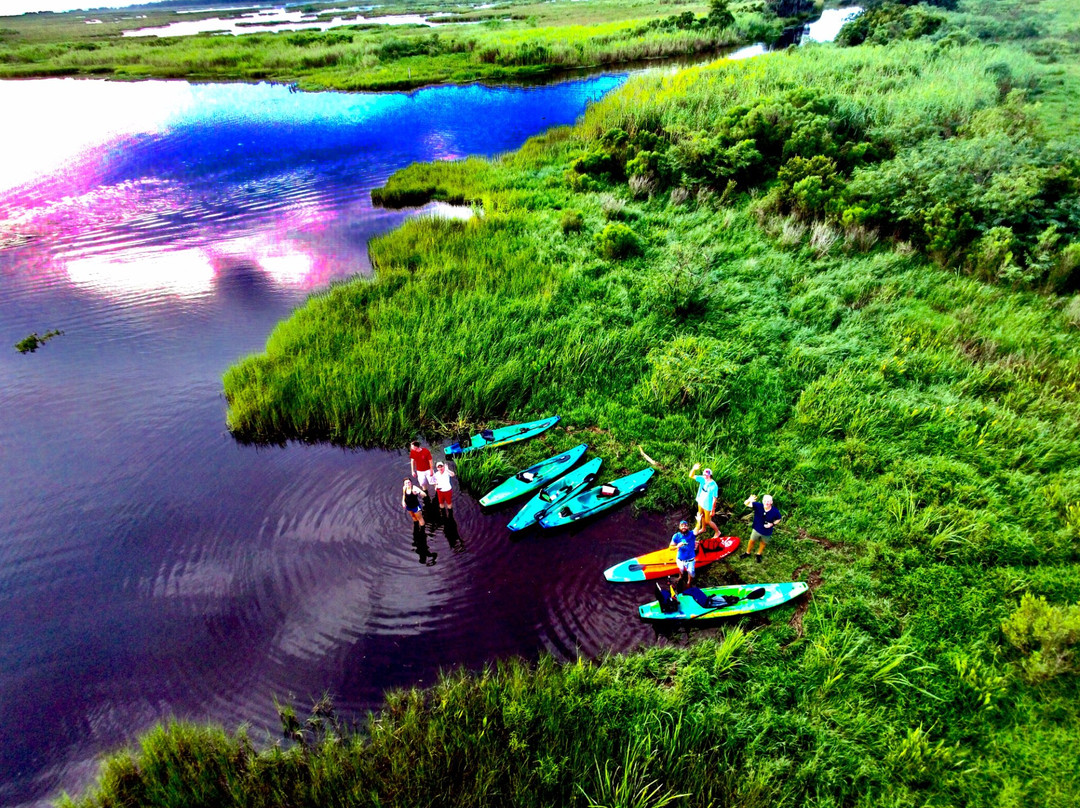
xmin=743 ymin=494 xmax=757 ymax=508
xmin=689 ymin=462 xmax=700 ymax=481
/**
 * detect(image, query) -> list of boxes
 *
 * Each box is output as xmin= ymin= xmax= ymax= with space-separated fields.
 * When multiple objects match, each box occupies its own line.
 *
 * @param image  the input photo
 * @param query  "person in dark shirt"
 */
xmin=742 ymin=493 xmax=782 ymax=564
xmin=402 ymin=478 xmax=426 ymax=528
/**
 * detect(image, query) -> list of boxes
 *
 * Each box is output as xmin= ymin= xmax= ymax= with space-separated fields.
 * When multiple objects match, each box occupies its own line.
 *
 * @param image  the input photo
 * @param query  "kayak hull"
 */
xmin=507 ymin=456 xmax=603 ymax=531
xmin=538 ymin=468 xmax=656 ymax=529
xmin=638 ymin=582 xmax=809 ymax=622
xmin=445 ymin=416 xmax=559 ymax=457
xmin=604 ymin=536 xmax=740 ymax=583
xmin=479 ymin=443 xmax=588 ymax=507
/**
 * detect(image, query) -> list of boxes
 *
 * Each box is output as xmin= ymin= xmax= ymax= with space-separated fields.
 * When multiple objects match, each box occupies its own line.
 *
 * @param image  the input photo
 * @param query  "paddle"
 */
xmin=684 ymin=586 xmax=767 ymax=619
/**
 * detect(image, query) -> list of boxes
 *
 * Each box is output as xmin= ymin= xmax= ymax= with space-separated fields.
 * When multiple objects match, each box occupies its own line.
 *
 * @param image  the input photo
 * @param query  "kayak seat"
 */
xmin=517 ymin=471 xmax=537 ymax=482
xmin=481 ymin=429 xmax=495 ymax=441
xmin=598 ymin=485 xmax=620 ymax=498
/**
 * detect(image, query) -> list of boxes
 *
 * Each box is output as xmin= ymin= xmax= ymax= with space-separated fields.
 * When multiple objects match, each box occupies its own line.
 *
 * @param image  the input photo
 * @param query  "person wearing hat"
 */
xmin=688 ymin=462 xmax=720 ymax=540
xmin=433 ymin=461 xmax=456 ymax=513
xmin=670 ymin=518 xmax=704 ymax=589
xmin=742 ymin=493 xmax=782 ymax=563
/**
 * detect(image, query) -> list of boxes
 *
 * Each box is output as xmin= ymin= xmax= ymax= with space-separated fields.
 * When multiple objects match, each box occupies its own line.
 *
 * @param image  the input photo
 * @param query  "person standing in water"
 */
xmin=743 ymin=493 xmax=782 ymax=563
xmin=402 ymin=479 xmax=426 ymax=528
xmin=688 ymin=463 xmax=721 ymax=540
xmin=434 ymin=461 xmax=456 ymax=515
xmin=409 ymin=440 xmax=436 ymax=499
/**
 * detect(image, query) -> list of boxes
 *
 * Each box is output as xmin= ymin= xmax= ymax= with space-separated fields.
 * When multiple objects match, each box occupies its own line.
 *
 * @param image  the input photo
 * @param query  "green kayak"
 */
xmin=538 ymin=467 xmax=655 ymax=528
xmin=479 ymin=443 xmax=588 ymax=507
xmin=507 ymin=457 xmax=602 ymax=532
xmin=445 ymin=415 xmax=560 ymax=457
xmin=638 ymin=582 xmax=809 ymax=622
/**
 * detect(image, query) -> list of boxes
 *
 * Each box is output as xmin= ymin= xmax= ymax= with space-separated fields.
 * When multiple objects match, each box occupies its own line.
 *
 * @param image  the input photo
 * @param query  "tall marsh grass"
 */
xmin=69 ymin=4 xmax=1080 ymax=806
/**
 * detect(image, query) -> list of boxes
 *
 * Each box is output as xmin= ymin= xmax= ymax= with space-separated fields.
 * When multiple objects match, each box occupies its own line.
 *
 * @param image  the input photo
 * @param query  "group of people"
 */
xmin=401 ymin=442 xmax=782 ymax=593
xmin=402 ymin=440 xmax=456 ymax=527
xmin=669 ymin=462 xmax=782 ymax=589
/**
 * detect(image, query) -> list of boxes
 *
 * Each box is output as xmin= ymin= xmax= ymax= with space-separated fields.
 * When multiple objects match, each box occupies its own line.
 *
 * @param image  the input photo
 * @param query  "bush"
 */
xmin=1001 ymin=593 xmax=1080 ymax=682
xmin=560 ymin=209 xmax=584 ymax=234
xmin=595 ymin=222 xmax=642 ymax=260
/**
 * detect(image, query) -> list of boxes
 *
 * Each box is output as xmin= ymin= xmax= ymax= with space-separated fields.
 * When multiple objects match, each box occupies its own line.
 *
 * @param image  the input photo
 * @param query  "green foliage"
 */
xmin=117 ymin=5 xmax=1080 ymax=808
xmin=837 ymin=3 xmax=947 ymax=47
xmin=15 ymin=328 xmax=63 ymax=353
xmin=560 ymin=209 xmax=585 ymax=234
xmin=595 ymin=222 xmax=642 ymax=260
xmin=1002 ymin=593 xmax=1080 ymax=682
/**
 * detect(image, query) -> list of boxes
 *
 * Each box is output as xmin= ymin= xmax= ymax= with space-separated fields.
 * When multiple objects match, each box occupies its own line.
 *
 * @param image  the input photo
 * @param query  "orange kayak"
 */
xmin=604 ymin=536 xmax=740 ymax=582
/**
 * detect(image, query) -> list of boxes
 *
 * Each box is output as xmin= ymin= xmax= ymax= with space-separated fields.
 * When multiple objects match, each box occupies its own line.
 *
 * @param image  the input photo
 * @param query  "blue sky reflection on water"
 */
xmin=0 ymin=72 xmax=644 ymax=808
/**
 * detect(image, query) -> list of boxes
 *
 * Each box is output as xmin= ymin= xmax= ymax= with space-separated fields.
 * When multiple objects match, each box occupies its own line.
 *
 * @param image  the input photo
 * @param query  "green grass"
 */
xmin=64 ymin=2 xmax=1080 ymax=806
xmin=0 ymin=0 xmax=787 ymax=89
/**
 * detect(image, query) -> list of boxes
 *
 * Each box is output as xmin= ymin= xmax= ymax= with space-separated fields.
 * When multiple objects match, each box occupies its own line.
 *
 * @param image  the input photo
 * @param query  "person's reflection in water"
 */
xmin=412 ymin=522 xmax=438 ymax=566
xmin=443 ymin=510 xmax=466 ymax=554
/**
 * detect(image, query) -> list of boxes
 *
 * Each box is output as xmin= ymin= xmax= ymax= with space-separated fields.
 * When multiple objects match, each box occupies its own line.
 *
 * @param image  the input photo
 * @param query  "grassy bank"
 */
xmin=0 ymin=0 xmax=789 ymax=90
xmin=69 ymin=1 xmax=1080 ymax=806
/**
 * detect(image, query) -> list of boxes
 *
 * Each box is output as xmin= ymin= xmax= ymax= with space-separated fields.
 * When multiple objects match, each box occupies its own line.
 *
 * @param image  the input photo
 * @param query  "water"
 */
xmin=0 ymin=75 xmax=667 ymax=807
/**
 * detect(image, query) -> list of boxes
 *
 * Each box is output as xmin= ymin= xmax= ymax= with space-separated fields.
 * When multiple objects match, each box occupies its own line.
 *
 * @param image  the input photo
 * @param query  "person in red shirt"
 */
xmin=409 ymin=440 xmax=436 ymax=498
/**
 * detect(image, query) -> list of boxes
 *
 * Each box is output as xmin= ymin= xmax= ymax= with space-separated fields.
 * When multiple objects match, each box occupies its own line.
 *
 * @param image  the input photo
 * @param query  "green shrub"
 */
xmin=560 ymin=209 xmax=584 ymax=234
xmin=595 ymin=222 xmax=641 ymax=260
xmin=1001 ymin=593 xmax=1080 ymax=682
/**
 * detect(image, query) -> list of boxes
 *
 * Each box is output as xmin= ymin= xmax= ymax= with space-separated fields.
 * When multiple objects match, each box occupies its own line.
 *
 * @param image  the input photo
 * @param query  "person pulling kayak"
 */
xmin=669 ymin=519 xmax=704 ymax=589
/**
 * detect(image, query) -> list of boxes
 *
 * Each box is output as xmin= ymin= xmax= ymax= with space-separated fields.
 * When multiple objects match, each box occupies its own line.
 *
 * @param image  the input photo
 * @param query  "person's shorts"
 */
xmin=437 ymin=489 xmax=453 ymax=506
xmin=406 ymin=505 xmax=421 ymax=514
xmin=416 ymin=468 xmax=436 ymax=487
xmin=676 ymin=557 xmax=695 ymax=576
xmin=750 ymin=528 xmax=770 ymax=544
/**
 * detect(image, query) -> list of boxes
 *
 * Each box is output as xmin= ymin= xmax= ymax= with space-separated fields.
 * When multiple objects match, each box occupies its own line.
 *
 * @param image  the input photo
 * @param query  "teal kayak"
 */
xmin=507 ymin=457 xmax=602 ymax=532
xmin=479 ymin=443 xmax=588 ymax=507
xmin=538 ymin=467 xmax=655 ymax=529
xmin=445 ymin=415 xmax=560 ymax=457
xmin=638 ymin=582 xmax=808 ymax=622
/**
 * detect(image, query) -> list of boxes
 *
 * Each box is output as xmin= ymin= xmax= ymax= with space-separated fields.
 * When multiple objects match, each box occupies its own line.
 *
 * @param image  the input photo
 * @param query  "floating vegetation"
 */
xmin=16 ymin=329 xmax=64 ymax=354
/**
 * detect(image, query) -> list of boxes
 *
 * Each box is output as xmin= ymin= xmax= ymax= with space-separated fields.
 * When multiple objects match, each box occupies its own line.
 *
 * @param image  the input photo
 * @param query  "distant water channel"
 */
xmin=0 ymin=73 xmax=672 ymax=807
xmin=0 ymin=10 xmax=860 ymax=801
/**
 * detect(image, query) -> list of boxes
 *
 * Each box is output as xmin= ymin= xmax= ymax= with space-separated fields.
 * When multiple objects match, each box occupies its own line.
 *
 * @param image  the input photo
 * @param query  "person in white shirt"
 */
xmin=433 ymin=461 xmax=456 ymax=514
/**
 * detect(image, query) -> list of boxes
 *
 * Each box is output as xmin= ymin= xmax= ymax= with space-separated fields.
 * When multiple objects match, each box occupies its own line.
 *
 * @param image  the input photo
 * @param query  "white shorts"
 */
xmin=676 ymin=557 xmax=695 ymax=576
xmin=416 ymin=468 xmax=436 ymax=487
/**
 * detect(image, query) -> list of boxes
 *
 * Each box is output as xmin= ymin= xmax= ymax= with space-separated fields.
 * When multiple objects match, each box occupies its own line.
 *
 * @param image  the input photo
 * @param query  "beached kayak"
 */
xmin=444 ymin=415 xmax=560 ymax=457
xmin=507 ymin=456 xmax=602 ymax=532
xmin=604 ymin=535 xmax=740 ymax=583
xmin=638 ymin=581 xmax=808 ymax=622
xmin=538 ymin=468 xmax=655 ymax=529
xmin=479 ymin=443 xmax=588 ymax=507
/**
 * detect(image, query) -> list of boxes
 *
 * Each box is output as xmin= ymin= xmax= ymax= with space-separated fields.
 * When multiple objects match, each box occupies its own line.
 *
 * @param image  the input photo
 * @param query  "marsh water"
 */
xmin=0 ymin=73 xmax=678 ymax=807
xmin=0 ymin=10 xmax=861 ymax=803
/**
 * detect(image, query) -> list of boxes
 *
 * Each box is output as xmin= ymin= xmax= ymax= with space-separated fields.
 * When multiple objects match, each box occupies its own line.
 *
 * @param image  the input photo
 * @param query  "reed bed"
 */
xmin=66 ymin=2 xmax=1080 ymax=806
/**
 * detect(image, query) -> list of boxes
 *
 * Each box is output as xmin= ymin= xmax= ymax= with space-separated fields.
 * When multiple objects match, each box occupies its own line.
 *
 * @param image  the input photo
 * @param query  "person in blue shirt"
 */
xmin=742 ymin=493 xmax=782 ymax=563
xmin=688 ymin=462 xmax=721 ymax=540
xmin=670 ymin=519 xmax=704 ymax=588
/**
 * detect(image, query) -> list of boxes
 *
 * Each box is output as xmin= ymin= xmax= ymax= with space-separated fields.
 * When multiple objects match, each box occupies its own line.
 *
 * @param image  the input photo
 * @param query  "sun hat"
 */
xmin=704 ymin=468 xmax=712 ymax=475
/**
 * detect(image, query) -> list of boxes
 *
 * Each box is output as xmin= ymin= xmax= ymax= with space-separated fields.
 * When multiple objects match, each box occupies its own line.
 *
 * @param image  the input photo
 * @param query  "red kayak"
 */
xmin=603 ymin=536 xmax=740 ymax=582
